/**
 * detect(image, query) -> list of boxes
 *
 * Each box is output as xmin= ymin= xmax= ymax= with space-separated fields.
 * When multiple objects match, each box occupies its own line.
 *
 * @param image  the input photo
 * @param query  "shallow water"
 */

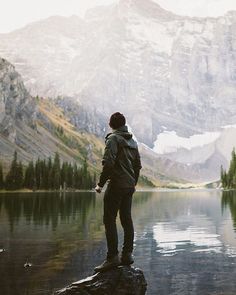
xmin=0 ymin=190 xmax=236 ymax=294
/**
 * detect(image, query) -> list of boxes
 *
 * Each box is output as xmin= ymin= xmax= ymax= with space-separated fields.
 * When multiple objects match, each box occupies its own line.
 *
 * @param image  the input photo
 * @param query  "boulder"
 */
xmin=54 ymin=266 xmax=147 ymax=295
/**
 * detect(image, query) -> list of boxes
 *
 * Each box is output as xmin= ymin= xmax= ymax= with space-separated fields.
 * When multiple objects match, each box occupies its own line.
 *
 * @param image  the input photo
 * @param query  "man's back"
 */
xmin=98 ymin=125 xmax=141 ymax=188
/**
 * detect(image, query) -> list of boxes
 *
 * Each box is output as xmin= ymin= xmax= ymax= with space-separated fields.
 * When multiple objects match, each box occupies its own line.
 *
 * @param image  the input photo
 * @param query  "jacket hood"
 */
xmin=106 ymin=125 xmax=138 ymax=149
xmin=113 ymin=125 xmax=133 ymax=139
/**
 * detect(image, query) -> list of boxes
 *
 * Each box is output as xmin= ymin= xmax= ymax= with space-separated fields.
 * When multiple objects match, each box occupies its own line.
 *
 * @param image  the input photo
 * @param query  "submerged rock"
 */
xmin=55 ymin=266 xmax=147 ymax=295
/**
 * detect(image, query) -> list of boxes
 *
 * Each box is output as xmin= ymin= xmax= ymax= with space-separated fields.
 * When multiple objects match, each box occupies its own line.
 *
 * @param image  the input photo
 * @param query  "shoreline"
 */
xmin=0 ymin=189 xmax=96 ymax=194
xmin=0 ymin=187 xmax=227 ymax=194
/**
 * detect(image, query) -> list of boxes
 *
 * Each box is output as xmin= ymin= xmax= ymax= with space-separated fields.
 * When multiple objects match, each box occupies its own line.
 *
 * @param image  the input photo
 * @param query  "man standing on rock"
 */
xmin=94 ymin=112 xmax=142 ymax=272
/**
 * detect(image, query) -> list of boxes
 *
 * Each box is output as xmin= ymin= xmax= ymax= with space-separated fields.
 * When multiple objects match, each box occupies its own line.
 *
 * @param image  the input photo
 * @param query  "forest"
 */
xmin=0 ymin=152 xmax=95 ymax=191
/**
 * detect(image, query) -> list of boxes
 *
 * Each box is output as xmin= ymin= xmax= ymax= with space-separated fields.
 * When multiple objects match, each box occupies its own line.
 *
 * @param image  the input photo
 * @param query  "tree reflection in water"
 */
xmin=1 ymin=191 xmax=236 ymax=295
xmin=0 ymin=192 xmax=104 ymax=295
xmin=1 ymin=192 xmax=96 ymax=232
xmin=222 ymin=190 xmax=236 ymax=231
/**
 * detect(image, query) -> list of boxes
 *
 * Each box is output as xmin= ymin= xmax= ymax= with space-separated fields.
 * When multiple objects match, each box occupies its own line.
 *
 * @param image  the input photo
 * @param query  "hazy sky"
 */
xmin=1 ymin=0 xmax=236 ymax=33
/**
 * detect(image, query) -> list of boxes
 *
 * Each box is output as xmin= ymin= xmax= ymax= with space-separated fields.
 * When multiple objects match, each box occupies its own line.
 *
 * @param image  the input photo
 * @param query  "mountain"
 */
xmin=0 ymin=58 xmax=36 ymax=141
xmin=0 ymin=57 xmax=104 ymax=174
xmin=0 ymin=0 xmax=236 ymax=181
xmin=1 ymin=56 xmax=179 ymax=186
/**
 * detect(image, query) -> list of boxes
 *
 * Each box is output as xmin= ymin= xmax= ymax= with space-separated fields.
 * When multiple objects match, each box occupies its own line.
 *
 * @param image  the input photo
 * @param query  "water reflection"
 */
xmin=0 ymin=192 xmax=105 ymax=295
xmin=1 ymin=192 xmax=96 ymax=231
xmin=134 ymin=190 xmax=236 ymax=295
xmin=153 ymin=222 xmax=222 ymax=256
xmin=222 ymin=190 xmax=236 ymax=231
xmin=0 ymin=190 xmax=236 ymax=295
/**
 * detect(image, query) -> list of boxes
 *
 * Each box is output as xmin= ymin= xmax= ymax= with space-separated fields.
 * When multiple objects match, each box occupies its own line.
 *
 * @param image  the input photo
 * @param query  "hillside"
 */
xmin=0 ymin=57 xmax=104 ymax=175
xmin=1 ymin=57 xmax=184 ymax=187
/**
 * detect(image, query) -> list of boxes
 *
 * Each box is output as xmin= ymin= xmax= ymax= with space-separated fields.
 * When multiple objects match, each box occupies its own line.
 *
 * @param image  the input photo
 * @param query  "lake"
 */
xmin=0 ymin=190 xmax=236 ymax=295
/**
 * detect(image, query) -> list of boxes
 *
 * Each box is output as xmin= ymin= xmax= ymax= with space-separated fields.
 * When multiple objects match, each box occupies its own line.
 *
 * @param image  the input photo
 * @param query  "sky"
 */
xmin=0 ymin=0 xmax=236 ymax=33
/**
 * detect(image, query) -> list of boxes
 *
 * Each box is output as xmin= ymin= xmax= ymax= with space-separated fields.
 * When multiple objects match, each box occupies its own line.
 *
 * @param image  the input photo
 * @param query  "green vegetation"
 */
xmin=221 ymin=148 xmax=236 ymax=189
xmin=0 ymin=152 xmax=95 ymax=191
xmin=0 ymin=162 xmax=4 ymax=189
xmin=222 ymin=190 xmax=236 ymax=230
xmin=5 ymin=151 xmax=24 ymax=190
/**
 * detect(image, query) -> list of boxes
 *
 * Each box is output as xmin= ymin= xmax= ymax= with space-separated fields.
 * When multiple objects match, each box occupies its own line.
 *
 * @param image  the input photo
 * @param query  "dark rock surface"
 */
xmin=54 ymin=266 xmax=147 ymax=295
xmin=0 ymin=57 xmax=36 ymax=142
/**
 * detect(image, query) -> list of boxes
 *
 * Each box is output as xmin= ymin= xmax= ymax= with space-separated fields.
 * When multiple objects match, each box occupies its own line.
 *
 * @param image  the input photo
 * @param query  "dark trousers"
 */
xmin=103 ymin=184 xmax=135 ymax=258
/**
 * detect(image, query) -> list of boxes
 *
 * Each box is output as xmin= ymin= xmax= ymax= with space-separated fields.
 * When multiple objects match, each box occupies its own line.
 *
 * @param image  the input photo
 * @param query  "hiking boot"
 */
xmin=121 ymin=252 xmax=134 ymax=265
xmin=94 ymin=255 xmax=121 ymax=273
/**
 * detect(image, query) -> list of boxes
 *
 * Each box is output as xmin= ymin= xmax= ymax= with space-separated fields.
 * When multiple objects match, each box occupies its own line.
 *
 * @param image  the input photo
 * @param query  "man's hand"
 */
xmin=95 ymin=185 xmax=102 ymax=193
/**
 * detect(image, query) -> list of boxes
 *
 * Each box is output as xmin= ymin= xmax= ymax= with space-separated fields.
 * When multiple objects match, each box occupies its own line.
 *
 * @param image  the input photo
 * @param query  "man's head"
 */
xmin=109 ymin=112 xmax=126 ymax=129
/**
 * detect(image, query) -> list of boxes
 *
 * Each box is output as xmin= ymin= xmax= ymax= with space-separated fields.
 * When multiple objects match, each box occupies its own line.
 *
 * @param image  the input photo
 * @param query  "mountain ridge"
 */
xmin=0 ymin=2 xmax=236 ymax=181
xmin=0 ymin=57 xmax=105 ymax=175
xmin=1 ymin=57 xmax=187 ymax=186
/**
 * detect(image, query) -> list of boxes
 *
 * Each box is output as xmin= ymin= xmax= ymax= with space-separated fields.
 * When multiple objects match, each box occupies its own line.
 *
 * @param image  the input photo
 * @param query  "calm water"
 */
xmin=0 ymin=190 xmax=236 ymax=295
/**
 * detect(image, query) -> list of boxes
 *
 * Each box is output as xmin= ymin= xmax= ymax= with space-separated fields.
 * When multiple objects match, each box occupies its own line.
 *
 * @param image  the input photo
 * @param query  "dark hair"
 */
xmin=109 ymin=112 xmax=126 ymax=129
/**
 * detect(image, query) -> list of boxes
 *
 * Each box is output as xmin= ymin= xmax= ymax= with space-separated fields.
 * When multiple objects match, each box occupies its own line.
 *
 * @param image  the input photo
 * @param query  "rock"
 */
xmin=54 ymin=266 xmax=147 ymax=295
xmin=0 ymin=57 xmax=37 ymax=142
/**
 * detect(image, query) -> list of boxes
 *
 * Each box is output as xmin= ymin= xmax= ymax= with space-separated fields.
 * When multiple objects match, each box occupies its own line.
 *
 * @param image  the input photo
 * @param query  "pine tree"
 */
xmin=232 ymin=148 xmax=236 ymax=188
xmin=228 ymin=148 xmax=236 ymax=188
xmin=0 ymin=162 xmax=4 ymax=189
xmin=233 ymin=174 xmax=236 ymax=189
xmin=74 ymin=163 xmax=82 ymax=189
xmin=16 ymin=161 xmax=24 ymax=189
xmin=35 ymin=158 xmax=41 ymax=189
xmin=83 ymin=158 xmax=88 ymax=176
xmin=221 ymin=165 xmax=226 ymax=188
xmin=52 ymin=152 xmax=61 ymax=190
xmin=24 ymin=161 xmax=35 ymax=189
xmin=5 ymin=151 xmax=18 ymax=190
xmin=40 ymin=160 xmax=47 ymax=189
xmin=72 ymin=163 xmax=78 ymax=189
xmin=47 ymin=157 xmax=53 ymax=189
xmin=61 ymin=162 xmax=67 ymax=190
xmin=66 ymin=163 xmax=73 ymax=188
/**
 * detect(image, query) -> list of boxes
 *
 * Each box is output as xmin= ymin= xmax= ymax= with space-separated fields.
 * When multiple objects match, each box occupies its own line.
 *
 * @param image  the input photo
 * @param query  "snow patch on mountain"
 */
xmin=153 ymin=131 xmax=221 ymax=154
xmin=222 ymin=125 xmax=236 ymax=129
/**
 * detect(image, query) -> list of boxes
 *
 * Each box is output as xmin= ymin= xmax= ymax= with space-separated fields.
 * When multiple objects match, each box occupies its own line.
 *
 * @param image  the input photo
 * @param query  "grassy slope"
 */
xmin=0 ymin=98 xmax=184 ymax=187
xmin=0 ymin=98 xmax=104 ymax=177
xmin=37 ymin=98 xmax=104 ymax=173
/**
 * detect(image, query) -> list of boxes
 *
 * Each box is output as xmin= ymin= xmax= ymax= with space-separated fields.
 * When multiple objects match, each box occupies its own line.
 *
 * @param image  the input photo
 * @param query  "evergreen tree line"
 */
xmin=0 ymin=152 xmax=96 ymax=191
xmin=221 ymin=148 xmax=236 ymax=189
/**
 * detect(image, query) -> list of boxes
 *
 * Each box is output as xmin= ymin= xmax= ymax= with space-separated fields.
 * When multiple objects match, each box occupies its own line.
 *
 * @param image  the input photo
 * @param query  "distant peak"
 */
xmin=119 ymin=0 xmax=161 ymax=8
xmin=118 ymin=0 xmax=176 ymax=19
xmin=119 ymin=0 xmax=163 ymax=9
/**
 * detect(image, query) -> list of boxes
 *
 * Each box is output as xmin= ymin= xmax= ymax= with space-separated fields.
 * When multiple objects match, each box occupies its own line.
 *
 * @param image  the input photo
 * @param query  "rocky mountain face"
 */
xmin=0 ymin=0 xmax=236 ymax=181
xmin=55 ymin=97 xmax=107 ymax=138
xmin=0 ymin=58 xmax=36 ymax=142
xmin=0 ymin=56 xmax=184 ymax=185
xmin=0 ymin=58 xmax=105 ymax=173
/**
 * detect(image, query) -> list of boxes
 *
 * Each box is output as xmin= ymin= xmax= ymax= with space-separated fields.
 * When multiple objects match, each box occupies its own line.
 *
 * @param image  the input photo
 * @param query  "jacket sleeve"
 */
xmin=134 ymin=148 xmax=142 ymax=185
xmin=98 ymin=136 xmax=118 ymax=187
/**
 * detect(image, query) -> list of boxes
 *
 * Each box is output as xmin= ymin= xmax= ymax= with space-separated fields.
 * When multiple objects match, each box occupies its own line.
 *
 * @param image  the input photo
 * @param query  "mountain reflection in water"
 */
xmin=0 ymin=190 xmax=236 ymax=295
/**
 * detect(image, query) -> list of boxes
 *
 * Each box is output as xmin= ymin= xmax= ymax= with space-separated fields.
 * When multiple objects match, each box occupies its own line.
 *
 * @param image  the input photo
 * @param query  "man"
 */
xmin=94 ymin=112 xmax=142 ymax=273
